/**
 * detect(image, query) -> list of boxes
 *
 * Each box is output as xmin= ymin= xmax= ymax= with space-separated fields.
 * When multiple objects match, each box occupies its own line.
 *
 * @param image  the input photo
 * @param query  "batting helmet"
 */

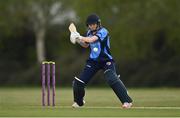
xmin=86 ymin=14 xmax=101 ymax=27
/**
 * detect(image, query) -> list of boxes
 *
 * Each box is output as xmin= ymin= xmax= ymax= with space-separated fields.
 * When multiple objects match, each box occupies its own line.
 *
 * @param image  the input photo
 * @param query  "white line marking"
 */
xmin=54 ymin=106 xmax=180 ymax=110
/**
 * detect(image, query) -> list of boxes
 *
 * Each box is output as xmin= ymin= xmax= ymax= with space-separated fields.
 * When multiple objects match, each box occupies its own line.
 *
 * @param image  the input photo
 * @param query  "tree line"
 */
xmin=0 ymin=0 xmax=180 ymax=87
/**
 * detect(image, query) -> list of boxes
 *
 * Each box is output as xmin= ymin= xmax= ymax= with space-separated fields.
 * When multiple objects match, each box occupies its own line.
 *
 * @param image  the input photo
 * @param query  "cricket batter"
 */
xmin=70 ymin=14 xmax=133 ymax=108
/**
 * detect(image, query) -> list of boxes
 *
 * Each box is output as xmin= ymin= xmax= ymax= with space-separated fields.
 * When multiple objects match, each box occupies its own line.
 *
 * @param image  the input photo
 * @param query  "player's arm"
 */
xmin=76 ymin=38 xmax=89 ymax=48
xmin=80 ymin=36 xmax=98 ymax=43
xmin=76 ymin=35 xmax=98 ymax=48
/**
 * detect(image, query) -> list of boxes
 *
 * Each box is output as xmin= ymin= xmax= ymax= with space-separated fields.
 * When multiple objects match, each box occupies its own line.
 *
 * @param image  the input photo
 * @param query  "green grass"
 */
xmin=0 ymin=87 xmax=180 ymax=117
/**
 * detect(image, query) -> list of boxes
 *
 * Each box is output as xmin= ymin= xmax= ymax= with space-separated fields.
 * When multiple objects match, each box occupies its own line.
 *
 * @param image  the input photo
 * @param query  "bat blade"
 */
xmin=68 ymin=23 xmax=77 ymax=33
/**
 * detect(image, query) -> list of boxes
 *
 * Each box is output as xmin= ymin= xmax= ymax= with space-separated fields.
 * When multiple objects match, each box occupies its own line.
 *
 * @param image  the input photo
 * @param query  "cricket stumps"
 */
xmin=41 ymin=61 xmax=56 ymax=106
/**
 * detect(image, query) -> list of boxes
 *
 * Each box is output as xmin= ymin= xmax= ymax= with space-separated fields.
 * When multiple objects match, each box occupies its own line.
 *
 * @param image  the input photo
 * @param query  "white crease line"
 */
xmin=54 ymin=106 xmax=180 ymax=109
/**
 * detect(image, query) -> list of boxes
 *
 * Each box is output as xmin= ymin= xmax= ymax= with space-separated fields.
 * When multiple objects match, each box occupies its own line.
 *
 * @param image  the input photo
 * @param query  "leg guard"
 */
xmin=72 ymin=77 xmax=85 ymax=106
xmin=104 ymin=69 xmax=133 ymax=103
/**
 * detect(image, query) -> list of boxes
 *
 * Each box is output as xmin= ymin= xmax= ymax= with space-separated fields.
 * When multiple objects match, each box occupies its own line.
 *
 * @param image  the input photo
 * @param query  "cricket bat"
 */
xmin=68 ymin=23 xmax=78 ymax=44
xmin=68 ymin=23 xmax=77 ymax=33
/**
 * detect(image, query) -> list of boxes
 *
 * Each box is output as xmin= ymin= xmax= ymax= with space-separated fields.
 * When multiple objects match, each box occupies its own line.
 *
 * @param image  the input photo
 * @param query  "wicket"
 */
xmin=41 ymin=61 xmax=56 ymax=106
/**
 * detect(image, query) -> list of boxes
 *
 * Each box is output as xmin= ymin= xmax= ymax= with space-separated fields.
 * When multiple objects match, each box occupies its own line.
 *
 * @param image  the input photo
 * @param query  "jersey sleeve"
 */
xmin=86 ymin=30 xmax=91 ymax=37
xmin=95 ymin=28 xmax=108 ymax=41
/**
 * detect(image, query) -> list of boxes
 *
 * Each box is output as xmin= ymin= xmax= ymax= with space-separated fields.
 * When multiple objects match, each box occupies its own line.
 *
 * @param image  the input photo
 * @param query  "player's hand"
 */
xmin=70 ymin=32 xmax=82 ymax=44
xmin=70 ymin=32 xmax=79 ymax=44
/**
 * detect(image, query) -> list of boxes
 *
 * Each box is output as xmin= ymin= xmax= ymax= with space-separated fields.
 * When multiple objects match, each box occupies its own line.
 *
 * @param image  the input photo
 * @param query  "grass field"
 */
xmin=0 ymin=87 xmax=180 ymax=117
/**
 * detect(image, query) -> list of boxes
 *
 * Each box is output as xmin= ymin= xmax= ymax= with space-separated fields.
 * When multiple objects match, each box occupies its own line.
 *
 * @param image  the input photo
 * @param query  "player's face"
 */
xmin=88 ymin=24 xmax=98 ymax=31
